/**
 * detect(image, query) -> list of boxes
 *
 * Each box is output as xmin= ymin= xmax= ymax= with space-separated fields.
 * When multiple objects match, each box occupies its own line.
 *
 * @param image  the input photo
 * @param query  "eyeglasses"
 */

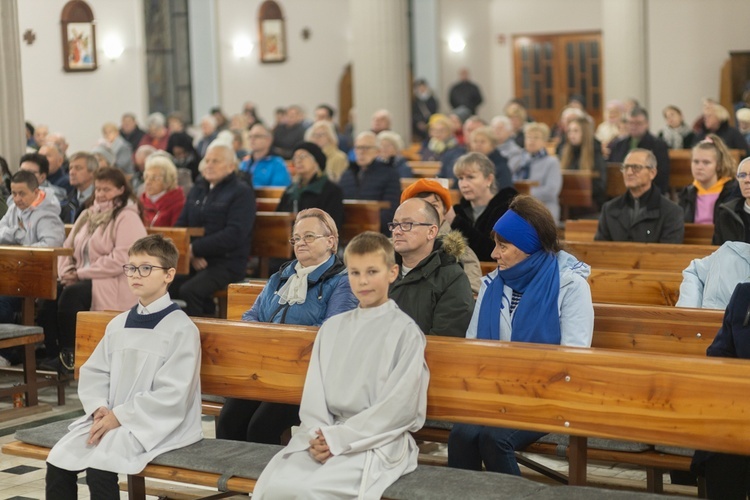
xmin=292 ymin=153 xmax=312 ymax=163
xmin=122 ymin=264 xmax=170 ymax=277
xmin=248 ymin=134 xmax=269 ymax=140
xmin=387 ymin=221 xmax=435 ymax=232
xmin=289 ymin=234 xmax=328 ymax=245
xmin=143 ymin=175 xmax=164 ymax=182
xmin=737 ymin=172 xmax=750 ymax=180
xmin=619 ymin=164 xmax=652 ymax=173
xmin=354 ymin=145 xmax=376 ymax=151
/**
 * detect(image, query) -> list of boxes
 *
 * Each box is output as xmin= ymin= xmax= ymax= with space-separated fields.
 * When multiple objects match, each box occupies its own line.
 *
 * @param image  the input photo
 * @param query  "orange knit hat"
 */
xmin=400 ymin=178 xmax=452 ymax=210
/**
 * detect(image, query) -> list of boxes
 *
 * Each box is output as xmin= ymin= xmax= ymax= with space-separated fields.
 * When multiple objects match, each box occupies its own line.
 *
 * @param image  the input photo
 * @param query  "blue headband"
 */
xmin=493 ymin=210 xmax=542 ymax=254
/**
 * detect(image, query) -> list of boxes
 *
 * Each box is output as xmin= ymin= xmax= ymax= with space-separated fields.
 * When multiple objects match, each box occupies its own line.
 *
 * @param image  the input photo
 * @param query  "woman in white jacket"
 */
xmin=448 ymin=195 xmax=593 ymax=475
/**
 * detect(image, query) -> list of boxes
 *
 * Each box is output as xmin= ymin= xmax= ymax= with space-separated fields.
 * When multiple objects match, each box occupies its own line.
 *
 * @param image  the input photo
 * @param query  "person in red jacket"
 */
xmin=139 ymin=153 xmax=185 ymax=227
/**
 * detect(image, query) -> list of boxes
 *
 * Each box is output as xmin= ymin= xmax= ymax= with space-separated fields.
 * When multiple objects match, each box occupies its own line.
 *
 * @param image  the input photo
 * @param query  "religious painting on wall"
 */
xmin=259 ymin=1 xmax=287 ymax=63
xmin=60 ymin=0 xmax=98 ymax=72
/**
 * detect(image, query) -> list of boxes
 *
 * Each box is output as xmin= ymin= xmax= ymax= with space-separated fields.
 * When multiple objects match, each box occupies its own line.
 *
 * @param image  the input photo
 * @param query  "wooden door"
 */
xmin=513 ymin=32 xmax=603 ymax=127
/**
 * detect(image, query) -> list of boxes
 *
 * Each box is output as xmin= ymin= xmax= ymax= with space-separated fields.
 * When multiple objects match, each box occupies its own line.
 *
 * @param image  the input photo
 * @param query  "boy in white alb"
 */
xmin=45 ymin=234 xmax=203 ymax=499
xmin=253 ymin=231 xmax=430 ymax=499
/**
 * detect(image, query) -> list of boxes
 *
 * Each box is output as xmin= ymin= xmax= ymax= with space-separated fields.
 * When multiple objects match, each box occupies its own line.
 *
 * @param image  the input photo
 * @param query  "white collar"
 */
xmin=137 ymin=293 xmax=173 ymax=315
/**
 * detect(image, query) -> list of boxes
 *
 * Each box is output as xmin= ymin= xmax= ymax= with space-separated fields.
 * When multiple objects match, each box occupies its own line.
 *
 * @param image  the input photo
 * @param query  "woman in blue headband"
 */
xmin=447 ymin=194 xmax=594 ymax=476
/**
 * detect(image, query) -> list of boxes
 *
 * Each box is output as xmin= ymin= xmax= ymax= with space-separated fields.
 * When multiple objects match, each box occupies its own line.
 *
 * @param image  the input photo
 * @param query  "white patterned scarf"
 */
xmin=276 ymin=260 xmax=326 ymax=305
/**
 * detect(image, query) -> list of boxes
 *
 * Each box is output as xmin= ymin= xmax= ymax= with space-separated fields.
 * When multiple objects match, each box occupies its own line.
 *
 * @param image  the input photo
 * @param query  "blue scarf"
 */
xmin=476 ymin=210 xmax=561 ymax=344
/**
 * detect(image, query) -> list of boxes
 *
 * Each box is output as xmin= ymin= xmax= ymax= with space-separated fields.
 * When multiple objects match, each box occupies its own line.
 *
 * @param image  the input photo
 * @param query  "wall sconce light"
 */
xmin=448 ymin=34 xmax=466 ymax=53
xmin=102 ymin=36 xmax=124 ymax=60
xmin=233 ymin=36 xmax=254 ymax=59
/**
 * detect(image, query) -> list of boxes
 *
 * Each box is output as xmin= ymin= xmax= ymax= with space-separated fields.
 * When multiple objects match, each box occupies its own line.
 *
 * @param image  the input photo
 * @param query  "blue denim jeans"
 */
xmin=448 ymin=423 xmax=547 ymax=475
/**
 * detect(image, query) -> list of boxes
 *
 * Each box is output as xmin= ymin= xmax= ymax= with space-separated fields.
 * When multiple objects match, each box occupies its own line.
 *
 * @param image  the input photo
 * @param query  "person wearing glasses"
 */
xmin=388 ymin=198 xmax=474 ymax=338
xmin=713 ymin=157 xmax=750 ymax=244
xmin=594 ymin=148 xmax=684 ymax=243
xmin=216 ymin=208 xmax=357 ymax=445
xmin=39 ymin=167 xmax=147 ymax=374
xmin=238 ymin=123 xmax=291 ymax=187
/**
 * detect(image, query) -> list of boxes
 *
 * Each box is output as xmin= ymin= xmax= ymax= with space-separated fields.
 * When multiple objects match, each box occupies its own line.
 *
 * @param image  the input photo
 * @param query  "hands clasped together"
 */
xmin=309 ymin=429 xmax=333 ymax=464
xmin=88 ymin=406 xmax=121 ymax=446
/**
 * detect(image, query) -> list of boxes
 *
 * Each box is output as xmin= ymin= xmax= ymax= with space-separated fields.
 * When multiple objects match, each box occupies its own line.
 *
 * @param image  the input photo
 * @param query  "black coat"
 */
xmin=451 ymin=187 xmax=517 ymax=261
xmin=276 ymin=174 xmax=344 ymax=230
xmin=609 ymin=132 xmax=671 ymax=194
xmin=692 ymin=121 xmax=750 ymax=158
xmin=713 ymin=197 xmax=750 ymax=245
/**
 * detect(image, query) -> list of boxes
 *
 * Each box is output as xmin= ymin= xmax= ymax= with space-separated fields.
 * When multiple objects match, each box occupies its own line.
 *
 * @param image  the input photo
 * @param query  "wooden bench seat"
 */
xmin=8 ymin=311 xmax=738 ymax=498
xmin=563 ymin=240 xmax=716 ymax=272
xmin=406 ymin=160 xmax=441 ymax=178
xmin=564 ymin=219 xmax=716 ymax=246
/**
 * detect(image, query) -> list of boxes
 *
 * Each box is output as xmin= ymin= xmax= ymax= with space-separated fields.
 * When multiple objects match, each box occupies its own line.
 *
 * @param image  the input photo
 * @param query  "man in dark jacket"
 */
xmin=448 ymin=68 xmax=483 ymax=115
xmin=595 ymin=149 xmax=684 ymax=243
xmin=59 ymin=152 xmax=96 ymax=223
xmin=388 ymin=198 xmax=474 ymax=337
xmin=173 ymin=144 xmax=256 ymax=316
xmin=609 ymin=107 xmax=670 ymax=193
xmin=339 ymin=131 xmax=401 ymax=234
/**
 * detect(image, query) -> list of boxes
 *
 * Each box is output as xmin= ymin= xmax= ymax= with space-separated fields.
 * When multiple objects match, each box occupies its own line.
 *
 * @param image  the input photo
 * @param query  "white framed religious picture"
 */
xmin=60 ymin=0 xmax=98 ymax=72
xmin=258 ymin=1 xmax=287 ymax=64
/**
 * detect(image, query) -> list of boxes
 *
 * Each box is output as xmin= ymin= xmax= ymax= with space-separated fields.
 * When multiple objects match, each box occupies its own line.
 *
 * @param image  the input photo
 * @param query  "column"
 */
xmin=0 ymin=0 xmax=26 ymax=171
xmin=602 ymin=0 xmax=648 ymax=108
xmin=350 ymin=0 xmax=411 ymax=140
xmin=411 ymin=0 xmax=440 ymax=100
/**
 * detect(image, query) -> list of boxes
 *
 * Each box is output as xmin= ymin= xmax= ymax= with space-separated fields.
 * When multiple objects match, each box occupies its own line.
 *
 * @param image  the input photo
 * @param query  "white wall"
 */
xmin=215 ymin=0 xmax=351 ymax=126
xmin=18 ymin=0 xmax=147 ymax=153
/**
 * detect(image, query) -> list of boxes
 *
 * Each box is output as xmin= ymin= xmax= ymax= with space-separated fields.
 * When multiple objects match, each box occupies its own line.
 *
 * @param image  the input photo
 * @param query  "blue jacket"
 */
xmin=242 ymin=254 xmax=358 ymax=325
xmin=176 ymin=172 xmax=255 ymax=276
xmin=338 ymin=160 xmax=401 ymax=234
xmin=239 ymin=155 xmax=291 ymax=187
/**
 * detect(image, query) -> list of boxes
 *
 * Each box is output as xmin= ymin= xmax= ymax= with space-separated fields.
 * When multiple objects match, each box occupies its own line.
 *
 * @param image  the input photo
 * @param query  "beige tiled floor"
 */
xmin=0 ymin=381 xmax=695 ymax=499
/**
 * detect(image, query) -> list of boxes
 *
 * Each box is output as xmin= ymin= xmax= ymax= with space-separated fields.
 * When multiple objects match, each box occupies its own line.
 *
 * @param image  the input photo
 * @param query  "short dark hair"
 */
xmin=630 ymin=107 xmax=649 ymax=121
xmin=19 ymin=152 xmax=49 ymax=176
xmin=316 ymin=104 xmax=335 ymax=119
xmin=25 ymin=122 xmax=35 ymax=137
xmin=128 ymin=234 xmax=179 ymax=270
xmin=494 ymin=195 xmax=560 ymax=253
xmin=11 ymin=170 xmax=39 ymax=190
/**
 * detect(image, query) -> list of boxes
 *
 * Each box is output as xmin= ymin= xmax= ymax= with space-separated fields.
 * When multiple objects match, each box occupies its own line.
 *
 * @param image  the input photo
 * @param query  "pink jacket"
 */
xmin=59 ymin=202 xmax=147 ymax=311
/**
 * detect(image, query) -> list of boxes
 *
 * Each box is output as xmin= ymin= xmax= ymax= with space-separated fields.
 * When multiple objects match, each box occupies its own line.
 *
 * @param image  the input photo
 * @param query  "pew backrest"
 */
xmin=588 ymin=268 xmax=682 ymax=306
xmin=564 ymin=219 xmax=715 ymax=245
xmin=147 ymin=227 xmax=205 ymax=275
xmin=226 ymin=281 xmax=266 ymax=321
xmin=564 ymin=240 xmax=716 ymax=272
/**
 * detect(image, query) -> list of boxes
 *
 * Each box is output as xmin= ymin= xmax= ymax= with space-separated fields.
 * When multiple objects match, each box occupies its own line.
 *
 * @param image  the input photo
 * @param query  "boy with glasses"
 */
xmin=46 ymin=234 xmax=202 ymax=499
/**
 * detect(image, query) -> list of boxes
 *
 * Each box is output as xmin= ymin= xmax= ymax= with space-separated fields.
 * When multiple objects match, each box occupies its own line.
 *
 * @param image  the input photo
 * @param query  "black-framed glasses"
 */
xmin=289 ymin=234 xmax=327 ymax=246
xmin=619 ymin=164 xmax=652 ymax=173
xmin=122 ymin=264 xmax=170 ymax=277
xmin=387 ymin=221 xmax=435 ymax=232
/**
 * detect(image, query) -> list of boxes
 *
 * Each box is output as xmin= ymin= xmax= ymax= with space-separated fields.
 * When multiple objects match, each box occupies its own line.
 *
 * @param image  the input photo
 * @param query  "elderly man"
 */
xmin=595 ymin=148 xmax=684 ymax=243
xmin=60 ymin=152 xmax=97 ymax=223
xmin=492 ymin=115 xmax=526 ymax=176
xmin=38 ymin=143 xmax=71 ymax=193
xmin=338 ymin=131 xmax=401 ymax=234
xmin=421 ymin=114 xmax=467 ymax=182
xmin=33 ymin=124 xmax=49 ymax=150
xmin=371 ymin=109 xmax=392 ymax=134
xmin=449 ymin=68 xmax=483 ymax=115
xmin=388 ymin=198 xmax=474 ymax=337
xmin=138 ymin=112 xmax=170 ymax=151
xmin=195 ymin=115 xmax=219 ymax=158
xmin=120 ymin=112 xmax=145 ymax=152
xmin=400 ymin=179 xmax=482 ymax=293
xmin=18 ymin=153 xmax=66 ymax=202
xmin=238 ymin=124 xmax=291 ymax=187
xmin=272 ymin=105 xmax=307 ymax=159
xmin=173 ymin=144 xmax=255 ymax=316
xmin=608 ymin=107 xmax=670 ymax=193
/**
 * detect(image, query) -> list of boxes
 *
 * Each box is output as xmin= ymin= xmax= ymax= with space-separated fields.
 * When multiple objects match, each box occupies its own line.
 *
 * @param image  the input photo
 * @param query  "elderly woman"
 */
xmin=469 ymin=126 xmax=512 ymax=190
xmin=38 ymin=167 xmax=146 ymax=374
xmin=377 ymin=130 xmax=413 ymax=178
xmin=445 ymin=152 xmax=517 ymax=261
xmin=277 ymin=142 xmax=344 ymax=229
xmin=694 ymin=102 xmax=749 ymax=157
xmin=713 ymin=157 xmax=750 ymax=244
xmin=421 ymin=114 xmax=467 ymax=182
xmin=137 ymin=112 xmax=170 ymax=151
xmin=217 ymin=208 xmax=358 ymax=445
xmin=678 ymin=135 xmax=738 ymax=225
xmin=139 ymin=153 xmax=186 ymax=227
xmin=305 ymin=120 xmax=348 ymax=183
xmin=448 ymin=195 xmax=593 ymax=475
xmin=513 ymin=122 xmax=563 ymax=223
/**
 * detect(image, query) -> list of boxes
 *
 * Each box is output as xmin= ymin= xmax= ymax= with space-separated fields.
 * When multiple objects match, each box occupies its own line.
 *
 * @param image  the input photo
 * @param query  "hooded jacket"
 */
xmin=466 ymin=250 xmax=593 ymax=347
xmin=0 ymin=191 xmax=65 ymax=247
xmin=389 ymin=231 xmax=475 ymax=337
xmin=676 ymin=241 xmax=750 ymax=310
xmin=242 ymin=254 xmax=358 ymax=326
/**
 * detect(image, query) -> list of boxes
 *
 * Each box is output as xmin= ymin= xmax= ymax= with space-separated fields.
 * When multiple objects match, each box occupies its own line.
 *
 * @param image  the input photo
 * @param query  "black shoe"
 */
xmin=38 ymin=351 xmax=74 ymax=376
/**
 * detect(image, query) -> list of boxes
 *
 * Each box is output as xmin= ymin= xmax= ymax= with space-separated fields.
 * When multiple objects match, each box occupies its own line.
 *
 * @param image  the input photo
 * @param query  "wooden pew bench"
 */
xmin=5 ymin=311 xmax=724 ymax=499
xmin=564 ymin=219 xmax=716 ymax=245
xmin=563 ymin=240 xmax=716 ymax=273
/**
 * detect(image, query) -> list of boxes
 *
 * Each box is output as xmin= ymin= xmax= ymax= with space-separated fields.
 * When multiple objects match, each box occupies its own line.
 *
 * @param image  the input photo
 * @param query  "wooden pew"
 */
xmin=341 ymin=200 xmax=390 ymax=243
xmin=256 ymin=197 xmax=279 ymax=211
xmin=564 ymin=219 xmax=715 ymax=245
xmin=402 ymin=143 xmax=422 ymax=161
xmin=513 ymin=180 xmax=538 ymax=195
xmin=406 ymin=160 xmax=441 ymax=178
xmin=668 ymin=148 xmax=743 ymax=193
xmin=587 ymin=268 xmax=682 ymax=306
xmin=563 ymin=240 xmax=715 ymax=272
xmin=225 ymin=281 xmax=266 ymax=320
xmin=6 ymin=310 xmax=750 ymax=497
xmin=255 ymin=187 xmax=286 ymax=199
xmin=252 ymin=212 xmax=295 ymax=278
xmin=147 ymin=227 xmax=205 ymax=275
xmin=559 ymin=170 xmax=594 ymax=220
xmin=606 ymin=162 xmax=626 ymax=198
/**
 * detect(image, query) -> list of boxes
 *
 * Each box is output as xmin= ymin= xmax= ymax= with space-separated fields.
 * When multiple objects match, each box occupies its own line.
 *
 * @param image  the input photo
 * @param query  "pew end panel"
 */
xmin=251 ymin=212 xmax=296 ymax=278
xmin=226 ymin=281 xmax=266 ymax=320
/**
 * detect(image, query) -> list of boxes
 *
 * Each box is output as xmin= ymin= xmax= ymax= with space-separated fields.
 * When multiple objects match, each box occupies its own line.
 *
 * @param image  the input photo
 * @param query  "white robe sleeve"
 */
xmin=77 ymin=322 xmax=115 ymax=417
xmin=319 ymin=324 xmax=429 ymax=457
xmin=111 ymin=321 xmax=201 ymax=452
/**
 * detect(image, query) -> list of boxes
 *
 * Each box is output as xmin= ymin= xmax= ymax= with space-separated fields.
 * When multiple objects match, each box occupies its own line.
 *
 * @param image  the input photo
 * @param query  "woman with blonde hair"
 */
xmin=139 ymin=153 xmax=186 ymax=227
xmin=678 ymin=134 xmax=738 ymax=225
xmin=377 ymin=130 xmax=413 ymax=178
xmin=305 ymin=120 xmax=348 ymax=183
xmin=559 ymin=116 xmax=607 ymax=207
xmin=469 ymin=126 xmax=512 ymax=190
